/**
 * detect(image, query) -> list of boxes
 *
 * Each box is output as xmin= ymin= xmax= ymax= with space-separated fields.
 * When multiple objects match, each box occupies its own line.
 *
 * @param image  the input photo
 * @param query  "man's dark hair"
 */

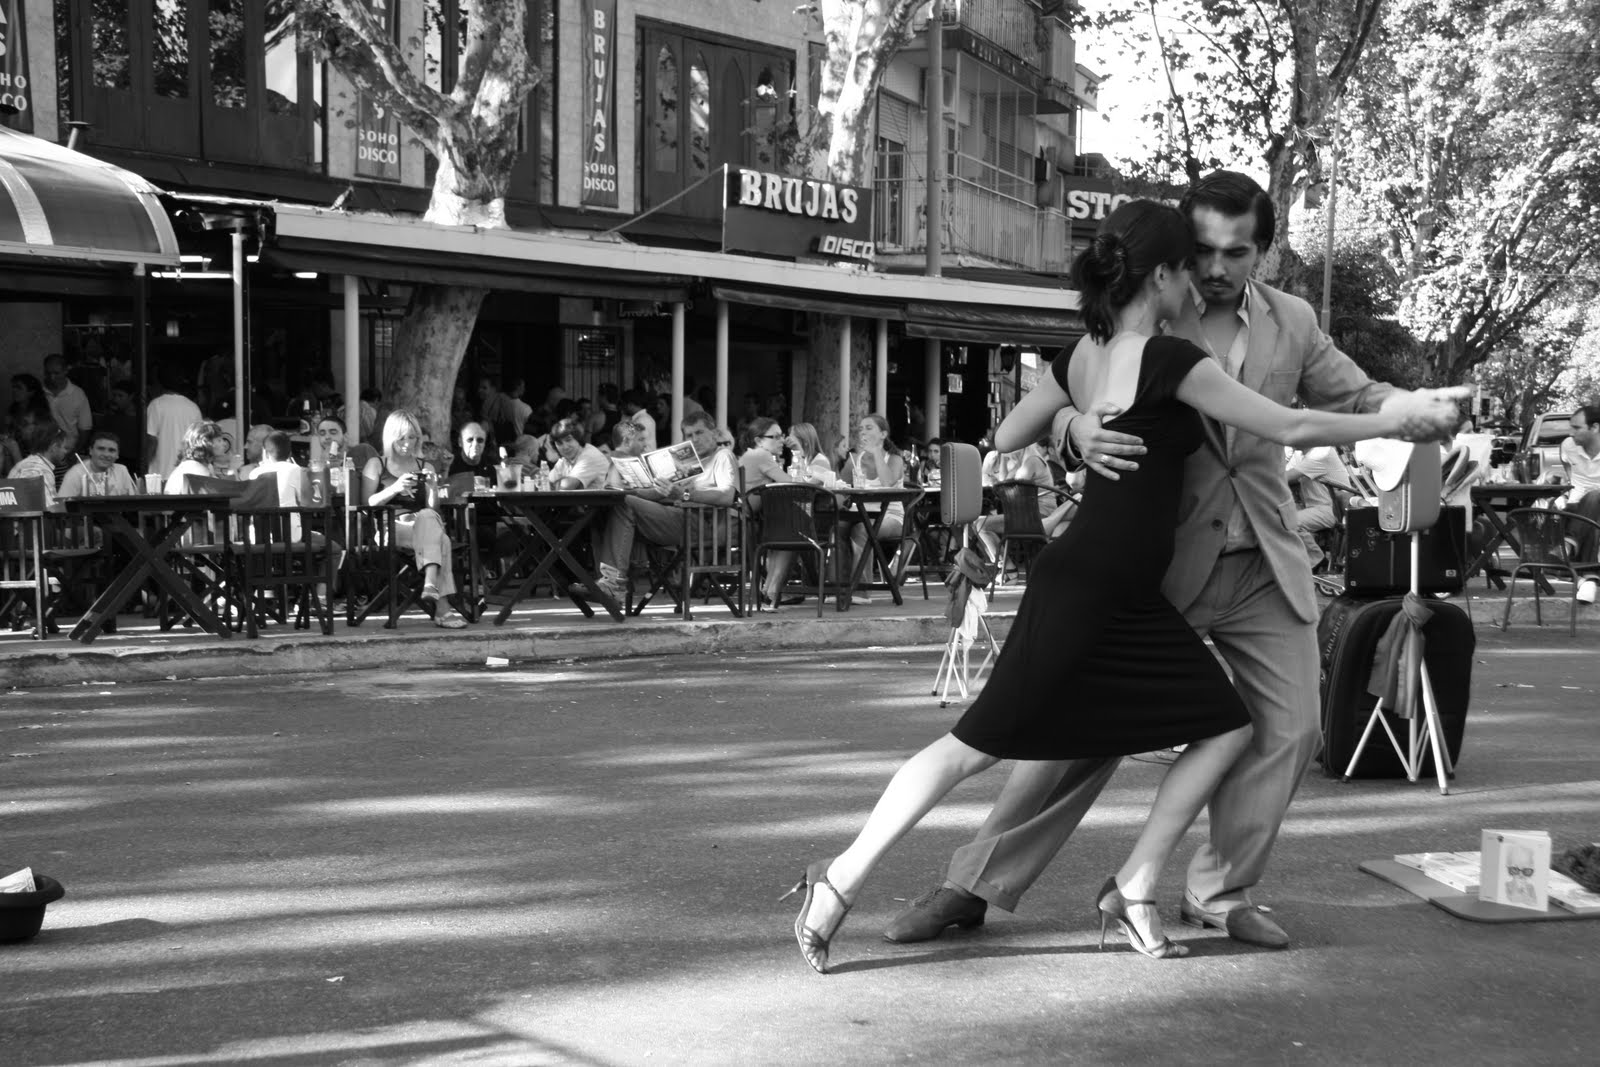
xmin=264 ymin=431 xmax=292 ymax=460
xmin=550 ymin=417 xmax=589 ymax=446
xmin=1578 ymin=401 xmax=1600 ymax=429
xmin=621 ymin=388 xmax=647 ymax=412
xmin=90 ymin=429 xmax=121 ymax=450
xmin=28 ymin=421 xmax=71 ymax=455
xmin=682 ymin=409 xmax=717 ymax=434
xmin=155 ymin=361 xmax=188 ymax=392
xmin=1180 ymin=170 xmax=1276 ymax=251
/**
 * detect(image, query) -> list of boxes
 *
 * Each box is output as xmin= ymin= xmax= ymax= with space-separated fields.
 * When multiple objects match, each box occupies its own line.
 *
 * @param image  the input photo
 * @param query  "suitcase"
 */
xmin=1344 ymin=506 xmax=1468 ymax=596
xmin=1316 ymin=595 xmax=1474 ymax=778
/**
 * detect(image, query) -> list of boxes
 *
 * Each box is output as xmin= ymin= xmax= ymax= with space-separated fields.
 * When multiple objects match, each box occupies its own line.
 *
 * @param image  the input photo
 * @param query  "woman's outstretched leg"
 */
xmin=1103 ymin=725 xmax=1252 ymax=953
xmin=792 ymin=732 xmax=998 ymax=972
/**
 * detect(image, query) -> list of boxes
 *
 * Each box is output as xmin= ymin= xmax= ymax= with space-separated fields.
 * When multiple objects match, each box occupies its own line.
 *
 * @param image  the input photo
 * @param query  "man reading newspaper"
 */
xmin=577 ymin=409 xmax=734 ymax=605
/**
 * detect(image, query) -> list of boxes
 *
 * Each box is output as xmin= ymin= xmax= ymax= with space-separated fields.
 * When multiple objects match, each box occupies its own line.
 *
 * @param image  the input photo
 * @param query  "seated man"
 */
xmin=1286 ymin=444 xmax=1353 ymax=569
xmin=579 ymin=410 xmax=734 ymax=604
xmin=234 ymin=423 xmax=273 ymax=481
xmin=316 ymin=414 xmax=378 ymax=482
xmin=58 ymin=430 xmax=138 ymax=498
xmin=7 ymin=423 xmax=73 ymax=507
xmin=549 ymin=418 xmax=610 ymax=489
xmin=1559 ymin=401 xmax=1600 ymax=598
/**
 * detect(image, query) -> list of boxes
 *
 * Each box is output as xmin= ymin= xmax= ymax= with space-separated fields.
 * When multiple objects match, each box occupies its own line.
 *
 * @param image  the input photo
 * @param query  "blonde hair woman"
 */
xmin=837 ymin=413 xmax=907 ymax=605
xmin=165 ymin=420 xmax=228 ymax=493
xmin=361 ymin=409 xmax=469 ymax=628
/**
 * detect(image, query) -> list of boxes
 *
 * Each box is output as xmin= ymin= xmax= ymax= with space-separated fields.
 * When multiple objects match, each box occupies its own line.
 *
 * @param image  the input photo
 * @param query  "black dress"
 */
xmin=951 ymin=336 xmax=1250 ymax=759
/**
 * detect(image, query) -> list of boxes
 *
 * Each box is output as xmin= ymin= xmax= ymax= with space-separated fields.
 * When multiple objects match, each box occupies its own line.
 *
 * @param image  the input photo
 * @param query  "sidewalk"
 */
xmin=1 ymin=579 xmax=1592 ymax=690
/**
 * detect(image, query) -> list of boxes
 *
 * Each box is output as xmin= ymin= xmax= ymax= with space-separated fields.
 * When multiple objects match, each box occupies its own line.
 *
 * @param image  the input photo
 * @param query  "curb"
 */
xmin=1 ymin=613 xmax=1019 ymax=690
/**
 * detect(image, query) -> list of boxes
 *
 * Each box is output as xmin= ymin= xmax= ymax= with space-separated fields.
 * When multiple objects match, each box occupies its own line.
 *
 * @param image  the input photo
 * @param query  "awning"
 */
xmin=0 ymin=128 xmax=180 ymax=268
xmin=710 ymin=284 xmax=903 ymax=322
xmin=902 ymin=301 xmax=1081 ymax=349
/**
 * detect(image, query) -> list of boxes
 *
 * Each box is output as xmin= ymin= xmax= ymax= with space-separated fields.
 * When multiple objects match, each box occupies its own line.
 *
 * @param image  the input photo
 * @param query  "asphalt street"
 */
xmin=2 ymin=630 xmax=1598 ymax=1065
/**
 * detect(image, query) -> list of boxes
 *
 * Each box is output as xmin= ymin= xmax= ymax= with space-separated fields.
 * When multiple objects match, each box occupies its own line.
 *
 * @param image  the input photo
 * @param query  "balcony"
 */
xmin=946 ymin=0 xmax=1049 ymax=70
xmin=873 ymin=172 xmax=1069 ymax=274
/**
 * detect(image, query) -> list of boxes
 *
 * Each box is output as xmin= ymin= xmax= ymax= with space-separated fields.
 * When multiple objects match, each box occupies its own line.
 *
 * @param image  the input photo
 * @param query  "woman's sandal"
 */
xmin=1095 ymin=876 xmax=1188 ymax=960
xmin=780 ymin=859 xmax=851 ymax=975
xmin=420 ymin=582 xmax=442 ymax=606
xmin=433 ymin=612 xmax=467 ymax=629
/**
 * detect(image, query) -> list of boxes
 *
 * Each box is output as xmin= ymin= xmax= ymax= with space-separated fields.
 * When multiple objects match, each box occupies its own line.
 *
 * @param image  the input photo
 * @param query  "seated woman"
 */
xmin=361 ymin=409 xmax=470 ymax=629
xmin=837 ymin=413 xmax=908 ymax=605
xmin=739 ymin=417 xmax=805 ymax=608
xmin=787 ymin=422 xmax=835 ymax=486
xmin=165 ymin=421 xmax=230 ymax=493
xmin=976 ymin=437 xmax=1058 ymax=560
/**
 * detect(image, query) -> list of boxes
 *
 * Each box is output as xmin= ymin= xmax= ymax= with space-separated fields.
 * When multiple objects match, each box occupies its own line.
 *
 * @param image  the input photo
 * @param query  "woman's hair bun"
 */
xmin=1082 ymin=232 xmax=1131 ymax=295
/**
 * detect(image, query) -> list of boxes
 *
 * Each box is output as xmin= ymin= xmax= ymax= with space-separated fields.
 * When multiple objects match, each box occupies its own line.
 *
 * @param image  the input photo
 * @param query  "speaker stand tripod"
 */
xmin=1343 ymin=529 xmax=1455 ymax=794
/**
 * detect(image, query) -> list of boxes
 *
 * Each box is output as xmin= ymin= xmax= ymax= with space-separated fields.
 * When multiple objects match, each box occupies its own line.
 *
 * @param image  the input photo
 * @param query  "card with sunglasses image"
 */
xmin=1479 ymin=830 xmax=1551 ymax=912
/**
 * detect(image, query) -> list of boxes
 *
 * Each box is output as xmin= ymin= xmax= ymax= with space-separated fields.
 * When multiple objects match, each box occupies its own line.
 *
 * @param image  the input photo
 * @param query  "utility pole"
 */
xmin=1320 ymin=102 xmax=1340 ymax=335
xmin=924 ymin=1 xmax=945 ymax=438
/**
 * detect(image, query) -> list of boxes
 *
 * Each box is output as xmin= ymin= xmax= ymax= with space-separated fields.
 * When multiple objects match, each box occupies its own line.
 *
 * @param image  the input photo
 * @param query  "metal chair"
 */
xmin=0 ymin=477 xmax=48 ymax=639
xmin=631 ymin=501 xmax=746 ymax=620
xmin=746 ymin=483 xmax=834 ymax=617
xmin=1500 ymin=507 xmax=1600 ymax=635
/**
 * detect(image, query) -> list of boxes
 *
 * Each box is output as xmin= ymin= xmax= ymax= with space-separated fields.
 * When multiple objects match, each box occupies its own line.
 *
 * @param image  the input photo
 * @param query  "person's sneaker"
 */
xmin=852 ymin=593 xmax=874 ymax=605
xmin=1577 ymin=578 xmax=1598 ymax=605
xmin=881 ymin=886 xmax=987 ymax=943
xmin=569 ymin=577 xmax=629 ymax=604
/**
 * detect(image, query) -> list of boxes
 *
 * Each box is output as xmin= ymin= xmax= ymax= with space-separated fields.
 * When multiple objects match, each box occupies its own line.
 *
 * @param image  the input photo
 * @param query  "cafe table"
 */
xmin=830 ymin=486 xmax=925 ymax=612
xmin=475 ymin=489 xmax=625 ymax=623
xmin=1467 ymin=482 xmax=1567 ymax=589
xmin=62 ymin=493 xmax=238 ymax=642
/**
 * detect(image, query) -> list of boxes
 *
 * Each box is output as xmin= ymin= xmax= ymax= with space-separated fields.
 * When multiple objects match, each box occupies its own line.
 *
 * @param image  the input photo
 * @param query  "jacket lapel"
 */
xmin=1239 ymin=282 xmax=1279 ymax=398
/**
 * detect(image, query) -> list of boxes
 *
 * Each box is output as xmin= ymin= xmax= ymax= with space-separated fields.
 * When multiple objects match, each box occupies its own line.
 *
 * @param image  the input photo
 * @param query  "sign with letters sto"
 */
xmin=354 ymin=0 xmax=401 ymax=181
xmin=581 ymin=0 xmax=618 ymax=207
xmin=722 ymin=167 xmax=874 ymax=264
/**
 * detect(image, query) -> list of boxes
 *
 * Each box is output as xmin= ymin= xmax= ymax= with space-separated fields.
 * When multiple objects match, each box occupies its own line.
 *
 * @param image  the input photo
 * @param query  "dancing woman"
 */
xmin=786 ymin=200 xmax=1465 ymax=972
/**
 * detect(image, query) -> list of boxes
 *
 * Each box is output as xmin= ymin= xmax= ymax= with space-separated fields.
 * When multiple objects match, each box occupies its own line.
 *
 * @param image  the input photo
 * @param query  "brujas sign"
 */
xmin=722 ymin=167 xmax=874 ymax=264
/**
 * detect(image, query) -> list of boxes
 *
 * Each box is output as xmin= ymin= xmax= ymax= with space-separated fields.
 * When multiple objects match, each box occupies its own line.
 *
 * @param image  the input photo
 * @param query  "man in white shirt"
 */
xmin=7 ymin=424 xmax=73 ymax=507
xmin=622 ymin=388 xmax=657 ymax=451
xmin=1560 ymin=402 xmax=1600 ymax=565
xmin=578 ymin=410 xmax=735 ymax=605
xmin=549 ymin=418 xmax=611 ymax=490
xmin=144 ymin=364 xmax=204 ymax=479
xmin=1286 ymin=444 xmax=1353 ymax=568
xmin=58 ymin=431 xmax=138 ymax=498
xmin=42 ymin=355 xmax=93 ymax=452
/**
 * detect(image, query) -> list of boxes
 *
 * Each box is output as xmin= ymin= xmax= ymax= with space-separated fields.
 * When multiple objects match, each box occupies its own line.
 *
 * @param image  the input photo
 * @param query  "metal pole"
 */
xmin=1320 ymin=105 xmax=1339 ymax=334
xmin=715 ymin=299 xmax=729 ymax=434
xmin=874 ymin=318 xmax=889 ymax=415
xmin=671 ymin=302 xmax=686 ymax=442
xmin=132 ymin=263 xmax=148 ymax=464
xmin=231 ymin=230 xmax=246 ymax=433
xmin=343 ymin=275 xmax=361 ymax=439
xmin=925 ymin=0 xmax=944 ymax=279
xmin=838 ymin=317 xmax=852 ymax=445
xmin=925 ymin=338 xmax=941 ymax=440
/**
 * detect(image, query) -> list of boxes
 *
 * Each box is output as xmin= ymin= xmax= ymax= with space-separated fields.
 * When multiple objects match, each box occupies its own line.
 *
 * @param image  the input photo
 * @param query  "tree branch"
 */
xmin=301 ymin=0 xmax=452 ymax=144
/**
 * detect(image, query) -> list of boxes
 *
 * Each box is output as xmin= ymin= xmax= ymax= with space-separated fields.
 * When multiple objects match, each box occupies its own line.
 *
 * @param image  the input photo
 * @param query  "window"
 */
xmin=639 ymin=22 xmax=794 ymax=217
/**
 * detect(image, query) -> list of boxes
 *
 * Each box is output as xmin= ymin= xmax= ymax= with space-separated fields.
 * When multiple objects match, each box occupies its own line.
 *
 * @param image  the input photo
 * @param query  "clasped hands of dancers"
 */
xmin=785 ymin=177 xmax=1467 ymax=974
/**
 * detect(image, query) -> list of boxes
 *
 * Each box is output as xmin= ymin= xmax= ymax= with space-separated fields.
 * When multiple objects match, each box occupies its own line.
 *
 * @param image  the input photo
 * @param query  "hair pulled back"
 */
xmin=1071 ymin=199 xmax=1194 ymax=343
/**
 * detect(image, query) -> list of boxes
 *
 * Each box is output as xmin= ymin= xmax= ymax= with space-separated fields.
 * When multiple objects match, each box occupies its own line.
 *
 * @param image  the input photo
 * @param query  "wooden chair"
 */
xmin=1501 ymin=507 xmax=1600 ymax=636
xmin=631 ymin=501 xmax=746 ymax=620
xmin=746 ymin=483 xmax=834 ymax=617
xmin=989 ymin=479 xmax=1070 ymax=588
xmin=343 ymin=501 xmax=481 ymax=628
xmin=227 ymin=480 xmax=337 ymax=637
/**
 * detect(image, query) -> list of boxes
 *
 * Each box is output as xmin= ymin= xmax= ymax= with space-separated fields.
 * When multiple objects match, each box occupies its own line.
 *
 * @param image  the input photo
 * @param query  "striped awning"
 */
xmin=0 ymin=127 xmax=180 ymax=268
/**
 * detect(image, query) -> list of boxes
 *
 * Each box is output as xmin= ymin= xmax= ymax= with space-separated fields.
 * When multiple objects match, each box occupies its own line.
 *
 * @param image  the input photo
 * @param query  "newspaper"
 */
xmin=612 ymin=442 xmax=703 ymax=489
xmin=0 ymin=866 xmax=36 ymax=893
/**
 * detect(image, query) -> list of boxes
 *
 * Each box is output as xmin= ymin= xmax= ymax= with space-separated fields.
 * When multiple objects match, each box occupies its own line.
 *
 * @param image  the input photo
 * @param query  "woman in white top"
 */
xmin=788 ymin=422 xmax=834 ymax=486
xmin=165 ymin=421 xmax=229 ymax=493
xmin=838 ymin=413 xmax=908 ymax=604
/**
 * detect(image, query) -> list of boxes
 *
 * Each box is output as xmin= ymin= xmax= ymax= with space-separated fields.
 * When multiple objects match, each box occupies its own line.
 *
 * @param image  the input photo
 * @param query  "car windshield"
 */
xmin=1535 ymin=415 xmax=1572 ymax=445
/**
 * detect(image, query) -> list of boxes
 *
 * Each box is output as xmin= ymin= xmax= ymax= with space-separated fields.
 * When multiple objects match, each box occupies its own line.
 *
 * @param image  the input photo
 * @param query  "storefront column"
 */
xmin=671 ymin=301 xmax=686 ymax=442
xmin=231 ymin=231 xmax=246 ymax=434
xmin=342 ymin=276 xmax=360 ymax=437
xmin=874 ymin=318 xmax=888 ymax=416
xmin=715 ymin=299 xmax=729 ymax=433
xmin=924 ymin=338 xmax=941 ymax=440
xmin=837 ymin=316 xmax=852 ymax=441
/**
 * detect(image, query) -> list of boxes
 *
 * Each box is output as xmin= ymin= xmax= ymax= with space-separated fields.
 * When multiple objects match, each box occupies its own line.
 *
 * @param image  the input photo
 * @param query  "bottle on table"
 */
xmin=537 ymin=460 xmax=552 ymax=491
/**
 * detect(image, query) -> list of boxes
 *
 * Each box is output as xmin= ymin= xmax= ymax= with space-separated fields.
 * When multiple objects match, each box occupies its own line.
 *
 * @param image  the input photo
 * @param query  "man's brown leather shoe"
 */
xmin=881 ymin=886 xmax=987 ymax=943
xmin=1179 ymin=894 xmax=1289 ymax=949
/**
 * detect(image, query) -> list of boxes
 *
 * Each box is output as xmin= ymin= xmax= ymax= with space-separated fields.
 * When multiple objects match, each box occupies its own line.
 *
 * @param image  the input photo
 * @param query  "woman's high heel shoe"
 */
xmin=780 ymin=859 xmax=852 ymax=975
xmin=1095 ymin=876 xmax=1188 ymax=960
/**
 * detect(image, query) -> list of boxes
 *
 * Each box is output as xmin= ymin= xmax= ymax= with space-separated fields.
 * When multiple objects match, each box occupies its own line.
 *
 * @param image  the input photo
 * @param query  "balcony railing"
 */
xmin=873 ymin=172 xmax=1069 ymax=274
xmin=950 ymin=0 xmax=1046 ymax=68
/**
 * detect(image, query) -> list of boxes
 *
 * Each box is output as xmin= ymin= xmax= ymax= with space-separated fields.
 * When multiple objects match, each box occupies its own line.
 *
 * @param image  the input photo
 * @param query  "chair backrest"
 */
xmin=1508 ymin=507 xmax=1599 ymax=565
xmin=940 ymin=443 xmax=983 ymax=526
xmin=0 ymin=477 xmax=48 ymax=514
xmin=992 ymin=480 xmax=1048 ymax=540
xmin=750 ymin=483 xmax=826 ymax=546
xmin=447 ymin=471 xmax=479 ymax=499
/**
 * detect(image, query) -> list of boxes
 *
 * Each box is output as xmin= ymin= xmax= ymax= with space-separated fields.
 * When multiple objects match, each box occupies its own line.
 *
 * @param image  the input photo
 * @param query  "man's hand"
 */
xmin=1068 ymin=401 xmax=1146 ymax=481
xmin=647 ymin=477 xmax=675 ymax=500
xmin=1382 ymin=387 xmax=1471 ymax=444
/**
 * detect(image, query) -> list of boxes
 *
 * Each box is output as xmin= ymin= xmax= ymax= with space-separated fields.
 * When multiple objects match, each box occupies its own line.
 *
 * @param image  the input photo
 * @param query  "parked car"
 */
xmin=1524 ymin=410 xmax=1574 ymax=479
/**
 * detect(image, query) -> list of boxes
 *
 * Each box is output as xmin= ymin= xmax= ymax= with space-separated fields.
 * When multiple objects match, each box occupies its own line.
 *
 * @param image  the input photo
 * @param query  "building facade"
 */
xmin=2 ymin=1 xmax=1096 ymax=447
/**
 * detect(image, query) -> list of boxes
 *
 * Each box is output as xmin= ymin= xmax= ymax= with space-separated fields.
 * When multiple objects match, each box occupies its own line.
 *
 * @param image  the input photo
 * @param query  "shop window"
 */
xmin=264 ymin=4 xmax=301 ymax=117
xmin=209 ymin=1 xmax=248 ymax=109
xmin=639 ymin=22 xmax=793 ymax=218
xmin=91 ymin=1 xmax=131 ymax=90
xmin=154 ymin=1 xmax=191 ymax=100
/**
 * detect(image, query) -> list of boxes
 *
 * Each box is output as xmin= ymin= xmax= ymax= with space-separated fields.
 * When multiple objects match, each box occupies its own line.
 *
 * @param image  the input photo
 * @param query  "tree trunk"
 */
xmin=383 ymin=284 xmax=489 ymax=444
xmin=801 ymin=314 xmax=875 ymax=452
